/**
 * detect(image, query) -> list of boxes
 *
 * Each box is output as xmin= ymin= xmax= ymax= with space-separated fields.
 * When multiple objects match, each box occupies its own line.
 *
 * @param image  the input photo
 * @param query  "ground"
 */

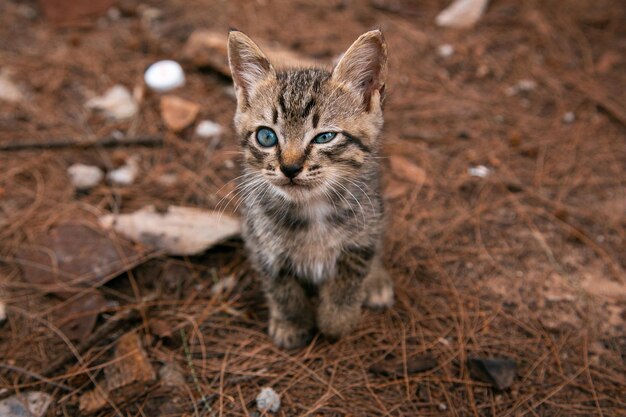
xmin=0 ymin=0 xmax=625 ymax=416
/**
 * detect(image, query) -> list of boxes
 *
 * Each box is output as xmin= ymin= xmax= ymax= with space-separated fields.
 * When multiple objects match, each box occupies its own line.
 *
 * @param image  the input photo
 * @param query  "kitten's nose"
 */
xmin=280 ymin=163 xmax=303 ymax=179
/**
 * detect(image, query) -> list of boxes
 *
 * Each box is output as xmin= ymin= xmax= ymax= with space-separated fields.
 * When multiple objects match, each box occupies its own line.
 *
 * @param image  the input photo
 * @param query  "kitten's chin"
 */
xmin=272 ymin=182 xmax=323 ymax=203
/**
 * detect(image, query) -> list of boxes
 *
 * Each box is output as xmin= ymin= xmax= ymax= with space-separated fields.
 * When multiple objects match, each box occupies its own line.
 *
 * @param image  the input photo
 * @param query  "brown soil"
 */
xmin=1 ymin=0 xmax=625 ymax=415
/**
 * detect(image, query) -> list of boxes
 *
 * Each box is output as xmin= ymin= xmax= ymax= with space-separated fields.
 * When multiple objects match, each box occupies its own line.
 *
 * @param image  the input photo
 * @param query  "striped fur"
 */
xmin=228 ymin=30 xmax=393 ymax=348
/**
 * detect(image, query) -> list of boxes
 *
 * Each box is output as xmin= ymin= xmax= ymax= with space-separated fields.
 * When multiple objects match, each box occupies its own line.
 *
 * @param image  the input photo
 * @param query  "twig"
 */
xmin=0 ymin=135 xmax=164 ymax=152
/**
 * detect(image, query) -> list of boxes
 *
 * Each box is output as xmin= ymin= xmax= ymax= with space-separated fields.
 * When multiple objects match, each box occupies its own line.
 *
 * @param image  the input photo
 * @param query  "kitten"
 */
xmin=227 ymin=30 xmax=393 ymax=348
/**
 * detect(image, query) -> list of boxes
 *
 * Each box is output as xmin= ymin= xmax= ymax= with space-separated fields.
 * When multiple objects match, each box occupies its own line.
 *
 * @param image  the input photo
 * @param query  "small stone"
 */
xmin=256 ymin=387 xmax=280 ymax=413
xmin=562 ymin=112 xmax=575 ymax=124
xmin=211 ymin=275 xmax=236 ymax=295
xmin=505 ymin=79 xmax=537 ymax=96
xmin=107 ymin=157 xmax=139 ymax=186
xmin=0 ymin=391 xmax=52 ymax=417
xmin=160 ymin=95 xmax=199 ymax=132
xmin=468 ymin=165 xmax=491 ymax=178
xmin=144 ymin=60 xmax=185 ymax=93
xmin=438 ymin=403 xmax=448 ymax=411
xmin=0 ymin=71 xmax=25 ymax=103
xmin=437 ymin=44 xmax=455 ymax=58
xmin=195 ymin=120 xmax=223 ymax=139
xmin=436 ymin=0 xmax=489 ymax=28
xmin=86 ymin=85 xmax=138 ymax=120
xmin=68 ymin=163 xmax=104 ymax=191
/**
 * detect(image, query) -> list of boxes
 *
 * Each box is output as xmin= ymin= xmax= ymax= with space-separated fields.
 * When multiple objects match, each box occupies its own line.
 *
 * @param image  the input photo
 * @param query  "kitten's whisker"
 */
xmin=330 ymin=178 xmax=366 ymax=227
xmin=327 ymin=179 xmax=359 ymax=228
xmin=344 ymin=178 xmax=375 ymax=212
xmin=217 ymin=177 xmax=263 ymax=221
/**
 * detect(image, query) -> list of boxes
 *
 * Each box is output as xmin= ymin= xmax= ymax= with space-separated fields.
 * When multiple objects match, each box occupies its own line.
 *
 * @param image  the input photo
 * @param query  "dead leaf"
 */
xmin=384 ymin=180 xmax=410 ymax=199
xmin=55 ymin=291 xmax=107 ymax=341
xmin=99 ymin=205 xmax=241 ymax=256
xmin=181 ymin=30 xmax=320 ymax=77
xmin=16 ymin=223 xmax=144 ymax=298
xmin=468 ymin=357 xmax=517 ymax=390
xmin=160 ymin=95 xmax=199 ymax=132
xmin=79 ymin=331 xmax=156 ymax=413
xmin=389 ymin=155 xmax=428 ymax=187
xmin=369 ymin=354 xmax=437 ymax=377
xmin=105 ymin=332 xmax=156 ymax=389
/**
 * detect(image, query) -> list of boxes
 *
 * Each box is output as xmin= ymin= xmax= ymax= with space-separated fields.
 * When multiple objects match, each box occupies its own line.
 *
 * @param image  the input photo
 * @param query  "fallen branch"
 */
xmin=0 ymin=135 xmax=163 ymax=152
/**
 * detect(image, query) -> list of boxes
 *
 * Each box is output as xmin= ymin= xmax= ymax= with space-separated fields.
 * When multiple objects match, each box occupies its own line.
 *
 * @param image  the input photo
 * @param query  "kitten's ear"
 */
xmin=228 ymin=30 xmax=275 ymax=105
xmin=332 ymin=30 xmax=387 ymax=110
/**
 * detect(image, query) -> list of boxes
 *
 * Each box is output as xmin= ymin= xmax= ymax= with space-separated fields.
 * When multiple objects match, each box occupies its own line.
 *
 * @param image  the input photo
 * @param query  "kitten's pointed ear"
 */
xmin=228 ymin=30 xmax=275 ymax=104
xmin=332 ymin=30 xmax=387 ymax=110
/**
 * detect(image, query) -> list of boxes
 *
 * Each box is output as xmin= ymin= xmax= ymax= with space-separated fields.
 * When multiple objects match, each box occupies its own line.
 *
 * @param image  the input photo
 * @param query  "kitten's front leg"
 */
xmin=265 ymin=274 xmax=315 ymax=349
xmin=317 ymin=246 xmax=374 ymax=339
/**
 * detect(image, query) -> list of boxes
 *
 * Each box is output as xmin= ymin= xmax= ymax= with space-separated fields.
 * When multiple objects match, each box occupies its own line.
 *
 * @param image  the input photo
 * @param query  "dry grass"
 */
xmin=0 ymin=0 xmax=624 ymax=415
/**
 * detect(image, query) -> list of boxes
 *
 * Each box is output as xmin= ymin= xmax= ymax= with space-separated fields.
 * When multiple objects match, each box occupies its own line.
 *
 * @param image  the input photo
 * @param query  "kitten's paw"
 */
xmin=317 ymin=302 xmax=361 ymax=340
xmin=364 ymin=266 xmax=394 ymax=309
xmin=269 ymin=318 xmax=313 ymax=349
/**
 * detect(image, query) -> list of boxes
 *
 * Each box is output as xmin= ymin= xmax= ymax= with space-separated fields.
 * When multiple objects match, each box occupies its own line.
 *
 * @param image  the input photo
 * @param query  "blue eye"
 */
xmin=256 ymin=127 xmax=278 ymax=147
xmin=312 ymin=132 xmax=337 ymax=144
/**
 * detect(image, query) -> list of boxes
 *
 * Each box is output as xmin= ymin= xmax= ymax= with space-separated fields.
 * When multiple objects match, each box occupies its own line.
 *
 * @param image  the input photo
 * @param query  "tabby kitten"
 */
xmin=227 ymin=30 xmax=393 ymax=348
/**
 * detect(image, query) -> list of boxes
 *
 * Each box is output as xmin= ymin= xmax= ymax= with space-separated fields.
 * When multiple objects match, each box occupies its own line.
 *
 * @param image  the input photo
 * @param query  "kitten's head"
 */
xmin=228 ymin=30 xmax=387 ymax=203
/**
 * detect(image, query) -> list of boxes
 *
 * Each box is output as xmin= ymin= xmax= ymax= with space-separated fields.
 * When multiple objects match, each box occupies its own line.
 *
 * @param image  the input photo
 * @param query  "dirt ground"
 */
xmin=1 ymin=0 xmax=625 ymax=415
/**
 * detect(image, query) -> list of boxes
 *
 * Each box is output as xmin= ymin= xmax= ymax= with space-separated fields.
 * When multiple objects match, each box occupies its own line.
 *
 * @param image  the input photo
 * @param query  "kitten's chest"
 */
xmin=280 ymin=201 xmax=344 ymax=282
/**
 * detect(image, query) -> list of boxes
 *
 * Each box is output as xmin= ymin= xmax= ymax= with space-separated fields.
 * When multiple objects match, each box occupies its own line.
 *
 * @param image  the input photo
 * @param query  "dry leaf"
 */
xmin=99 ymin=205 xmax=241 ymax=256
xmin=160 ymin=95 xmax=199 ymax=132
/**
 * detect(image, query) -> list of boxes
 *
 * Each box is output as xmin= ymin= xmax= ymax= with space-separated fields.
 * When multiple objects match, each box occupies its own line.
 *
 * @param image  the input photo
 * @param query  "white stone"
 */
xmin=195 ymin=120 xmax=223 ymax=139
xmin=68 ymin=164 xmax=104 ymax=190
xmin=437 ymin=44 xmax=455 ymax=58
xmin=0 ymin=71 xmax=24 ymax=103
xmin=107 ymin=157 xmax=139 ymax=186
xmin=436 ymin=0 xmax=489 ymax=28
xmin=468 ymin=165 xmax=491 ymax=178
xmin=86 ymin=85 xmax=138 ymax=120
xmin=256 ymin=387 xmax=281 ymax=413
xmin=0 ymin=392 xmax=52 ymax=417
xmin=562 ymin=112 xmax=575 ymax=124
xmin=144 ymin=60 xmax=185 ymax=93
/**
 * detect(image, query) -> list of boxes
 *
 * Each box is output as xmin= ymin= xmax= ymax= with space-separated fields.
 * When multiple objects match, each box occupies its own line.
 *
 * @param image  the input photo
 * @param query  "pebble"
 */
xmin=107 ymin=157 xmax=139 ymax=186
xmin=144 ymin=60 xmax=185 ymax=93
xmin=468 ymin=165 xmax=491 ymax=178
xmin=0 ymin=71 xmax=24 ymax=103
xmin=0 ymin=392 xmax=52 ymax=417
xmin=67 ymin=164 xmax=104 ymax=191
xmin=195 ymin=120 xmax=223 ymax=139
xmin=86 ymin=85 xmax=138 ymax=120
xmin=256 ymin=387 xmax=281 ymax=413
xmin=505 ymin=79 xmax=537 ymax=96
xmin=437 ymin=44 xmax=455 ymax=58
xmin=562 ymin=111 xmax=575 ymax=124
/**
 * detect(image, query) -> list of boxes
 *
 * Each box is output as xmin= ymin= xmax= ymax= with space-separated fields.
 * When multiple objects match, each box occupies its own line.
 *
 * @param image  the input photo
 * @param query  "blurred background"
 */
xmin=0 ymin=0 xmax=624 ymax=415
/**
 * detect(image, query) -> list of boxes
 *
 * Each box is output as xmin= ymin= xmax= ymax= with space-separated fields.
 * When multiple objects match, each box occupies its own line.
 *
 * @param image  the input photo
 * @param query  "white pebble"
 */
xmin=562 ymin=111 xmax=575 ymax=124
xmin=438 ymin=403 xmax=448 ymax=411
xmin=144 ymin=60 xmax=185 ymax=92
xmin=437 ymin=44 xmax=455 ymax=58
xmin=468 ymin=165 xmax=491 ymax=178
xmin=256 ymin=387 xmax=280 ymax=413
xmin=195 ymin=120 xmax=223 ymax=139
xmin=67 ymin=164 xmax=104 ymax=190
xmin=505 ymin=79 xmax=537 ymax=96
xmin=107 ymin=157 xmax=139 ymax=186
xmin=86 ymin=85 xmax=138 ymax=120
